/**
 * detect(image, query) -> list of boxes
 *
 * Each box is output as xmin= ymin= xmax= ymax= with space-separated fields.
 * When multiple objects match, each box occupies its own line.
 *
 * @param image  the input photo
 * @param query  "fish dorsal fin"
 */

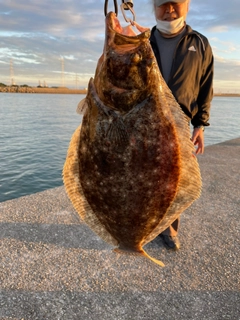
xmin=62 ymin=125 xmax=118 ymax=247
xmin=76 ymin=98 xmax=88 ymax=114
xmin=142 ymin=76 xmax=202 ymax=245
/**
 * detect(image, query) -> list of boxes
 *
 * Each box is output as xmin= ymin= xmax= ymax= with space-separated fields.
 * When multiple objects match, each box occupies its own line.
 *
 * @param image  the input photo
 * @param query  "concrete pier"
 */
xmin=0 ymin=138 xmax=239 ymax=320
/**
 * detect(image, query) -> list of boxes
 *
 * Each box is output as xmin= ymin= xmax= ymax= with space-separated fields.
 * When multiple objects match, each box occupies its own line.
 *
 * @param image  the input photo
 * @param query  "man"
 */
xmin=150 ymin=0 xmax=214 ymax=249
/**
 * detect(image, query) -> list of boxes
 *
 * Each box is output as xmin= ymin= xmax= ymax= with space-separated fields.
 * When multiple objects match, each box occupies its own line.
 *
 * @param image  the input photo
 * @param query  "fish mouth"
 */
xmin=107 ymin=12 xmax=124 ymax=35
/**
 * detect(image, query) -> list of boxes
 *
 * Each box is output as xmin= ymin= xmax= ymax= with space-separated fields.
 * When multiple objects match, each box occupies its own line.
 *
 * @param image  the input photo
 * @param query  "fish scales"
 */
xmin=63 ymin=12 xmax=202 ymax=266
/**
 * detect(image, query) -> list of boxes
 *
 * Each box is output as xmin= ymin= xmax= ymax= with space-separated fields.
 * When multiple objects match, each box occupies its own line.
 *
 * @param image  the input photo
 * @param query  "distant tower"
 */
xmin=61 ymin=58 xmax=65 ymax=87
xmin=75 ymin=73 xmax=79 ymax=89
xmin=10 ymin=59 xmax=15 ymax=86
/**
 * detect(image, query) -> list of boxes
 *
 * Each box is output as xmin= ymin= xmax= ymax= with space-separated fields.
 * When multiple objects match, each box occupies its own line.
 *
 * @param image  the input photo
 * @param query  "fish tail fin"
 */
xmin=141 ymin=249 xmax=165 ymax=267
xmin=113 ymin=248 xmax=165 ymax=267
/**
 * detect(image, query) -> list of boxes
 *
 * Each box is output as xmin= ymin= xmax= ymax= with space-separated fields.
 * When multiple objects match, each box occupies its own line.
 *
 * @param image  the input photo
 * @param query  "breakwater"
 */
xmin=1 ymin=85 xmax=239 ymax=97
xmin=0 ymin=86 xmax=87 ymax=94
xmin=1 ymin=138 xmax=239 ymax=319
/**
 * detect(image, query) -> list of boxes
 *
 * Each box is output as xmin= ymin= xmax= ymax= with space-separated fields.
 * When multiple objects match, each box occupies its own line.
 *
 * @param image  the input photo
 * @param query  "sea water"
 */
xmin=0 ymin=93 xmax=239 ymax=202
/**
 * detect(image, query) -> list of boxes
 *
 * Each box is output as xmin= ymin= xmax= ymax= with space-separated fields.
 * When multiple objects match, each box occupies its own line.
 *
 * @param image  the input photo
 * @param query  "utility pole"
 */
xmin=61 ymin=58 xmax=65 ymax=87
xmin=75 ymin=73 xmax=79 ymax=89
xmin=10 ymin=59 xmax=15 ymax=86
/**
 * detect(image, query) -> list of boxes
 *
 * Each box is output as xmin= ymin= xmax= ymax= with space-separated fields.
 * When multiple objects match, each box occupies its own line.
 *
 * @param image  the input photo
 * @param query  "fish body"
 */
xmin=63 ymin=12 xmax=202 ymax=266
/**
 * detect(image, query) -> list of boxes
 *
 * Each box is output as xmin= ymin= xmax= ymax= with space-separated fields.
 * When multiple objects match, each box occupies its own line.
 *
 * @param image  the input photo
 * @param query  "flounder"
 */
xmin=63 ymin=12 xmax=202 ymax=266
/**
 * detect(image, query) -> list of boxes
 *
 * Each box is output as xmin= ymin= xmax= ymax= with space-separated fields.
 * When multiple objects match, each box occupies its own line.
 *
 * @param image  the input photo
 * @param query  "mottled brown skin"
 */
xmin=79 ymin=13 xmax=181 ymax=252
xmin=79 ymin=83 xmax=180 ymax=251
xmin=94 ymin=21 xmax=153 ymax=114
xmin=63 ymin=12 xmax=201 ymax=265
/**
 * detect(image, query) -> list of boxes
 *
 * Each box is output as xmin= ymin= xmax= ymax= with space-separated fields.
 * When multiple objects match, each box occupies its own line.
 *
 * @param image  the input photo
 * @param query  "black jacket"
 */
xmin=150 ymin=25 xmax=214 ymax=127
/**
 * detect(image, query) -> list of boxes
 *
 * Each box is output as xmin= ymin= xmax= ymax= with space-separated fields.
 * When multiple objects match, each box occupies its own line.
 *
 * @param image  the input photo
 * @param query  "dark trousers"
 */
xmin=161 ymin=217 xmax=180 ymax=237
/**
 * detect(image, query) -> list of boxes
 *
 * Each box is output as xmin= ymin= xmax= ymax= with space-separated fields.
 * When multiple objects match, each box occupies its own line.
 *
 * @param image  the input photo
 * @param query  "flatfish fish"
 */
xmin=63 ymin=12 xmax=202 ymax=266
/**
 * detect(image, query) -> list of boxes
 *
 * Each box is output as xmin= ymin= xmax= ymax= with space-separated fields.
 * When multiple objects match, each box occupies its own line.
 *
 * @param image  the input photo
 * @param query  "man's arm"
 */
xmin=192 ymin=40 xmax=214 ymax=154
xmin=191 ymin=127 xmax=204 ymax=154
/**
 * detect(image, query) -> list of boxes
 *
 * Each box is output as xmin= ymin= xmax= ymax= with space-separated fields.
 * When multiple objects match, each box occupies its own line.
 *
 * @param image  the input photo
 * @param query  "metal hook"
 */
xmin=121 ymin=0 xmax=134 ymax=10
xmin=120 ymin=1 xmax=136 ymax=23
xmin=104 ymin=0 xmax=118 ymax=16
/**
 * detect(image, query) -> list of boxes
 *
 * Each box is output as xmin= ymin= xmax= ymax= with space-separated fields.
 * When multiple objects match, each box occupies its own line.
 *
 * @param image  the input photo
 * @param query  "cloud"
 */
xmin=188 ymin=0 xmax=240 ymax=30
xmin=0 ymin=0 xmax=105 ymax=37
xmin=0 ymin=0 xmax=239 ymax=90
xmin=214 ymin=56 xmax=240 ymax=82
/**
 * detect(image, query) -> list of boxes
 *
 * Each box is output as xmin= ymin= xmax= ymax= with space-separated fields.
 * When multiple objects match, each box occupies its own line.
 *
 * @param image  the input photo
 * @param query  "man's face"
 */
xmin=155 ymin=1 xmax=189 ymax=21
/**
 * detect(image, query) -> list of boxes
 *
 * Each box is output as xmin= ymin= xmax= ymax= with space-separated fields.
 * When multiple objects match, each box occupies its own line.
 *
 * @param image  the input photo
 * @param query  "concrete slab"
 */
xmin=0 ymin=138 xmax=239 ymax=320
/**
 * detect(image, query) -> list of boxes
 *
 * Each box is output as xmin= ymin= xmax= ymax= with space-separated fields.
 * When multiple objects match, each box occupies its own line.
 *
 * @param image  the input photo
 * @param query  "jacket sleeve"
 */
xmin=191 ymin=40 xmax=214 ymax=127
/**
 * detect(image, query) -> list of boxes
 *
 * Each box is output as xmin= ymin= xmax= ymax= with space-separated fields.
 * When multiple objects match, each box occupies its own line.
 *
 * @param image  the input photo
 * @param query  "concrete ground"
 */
xmin=0 ymin=138 xmax=239 ymax=320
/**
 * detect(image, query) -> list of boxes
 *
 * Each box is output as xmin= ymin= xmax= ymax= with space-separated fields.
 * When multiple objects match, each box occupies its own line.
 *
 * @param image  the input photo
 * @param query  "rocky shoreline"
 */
xmin=0 ymin=86 xmax=87 ymax=94
xmin=0 ymin=86 xmax=239 ymax=97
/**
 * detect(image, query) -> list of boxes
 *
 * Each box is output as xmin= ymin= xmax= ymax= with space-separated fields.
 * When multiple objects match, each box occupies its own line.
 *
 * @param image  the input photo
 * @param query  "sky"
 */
xmin=0 ymin=0 xmax=239 ymax=93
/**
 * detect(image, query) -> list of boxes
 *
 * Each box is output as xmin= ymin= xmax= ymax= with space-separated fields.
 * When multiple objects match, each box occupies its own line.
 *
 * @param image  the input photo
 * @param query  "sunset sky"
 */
xmin=0 ymin=0 xmax=239 ymax=93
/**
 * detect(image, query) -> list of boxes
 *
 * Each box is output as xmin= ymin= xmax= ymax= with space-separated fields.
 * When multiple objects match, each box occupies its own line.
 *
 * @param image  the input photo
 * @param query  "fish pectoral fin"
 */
xmin=113 ymin=248 xmax=165 ymax=267
xmin=76 ymin=98 xmax=88 ymax=114
xmin=106 ymin=116 xmax=129 ymax=147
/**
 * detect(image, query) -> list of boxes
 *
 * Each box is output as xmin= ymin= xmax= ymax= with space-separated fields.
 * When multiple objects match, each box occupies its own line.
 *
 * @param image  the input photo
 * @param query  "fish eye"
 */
xmin=131 ymin=52 xmax=142 ymax=63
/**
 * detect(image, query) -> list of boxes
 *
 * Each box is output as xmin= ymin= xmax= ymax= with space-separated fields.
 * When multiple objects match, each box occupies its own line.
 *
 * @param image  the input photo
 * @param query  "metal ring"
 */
xmin=122 ymin=0 xmax=134 ymax=10
xmin=120 ymin=2 xmax=136 ymax=23
xmin=104 ymin=0 xmax=118 ymax=16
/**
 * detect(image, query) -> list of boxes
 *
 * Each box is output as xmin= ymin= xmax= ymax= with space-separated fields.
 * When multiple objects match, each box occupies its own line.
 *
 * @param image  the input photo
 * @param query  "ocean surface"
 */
xmin=0 ymin=93 xmax=240 ymax=202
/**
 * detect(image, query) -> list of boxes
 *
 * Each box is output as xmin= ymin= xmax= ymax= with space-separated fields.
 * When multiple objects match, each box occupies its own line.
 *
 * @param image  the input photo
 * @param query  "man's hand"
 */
xmin=191 ymin=127 xmax=204 ymax=154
